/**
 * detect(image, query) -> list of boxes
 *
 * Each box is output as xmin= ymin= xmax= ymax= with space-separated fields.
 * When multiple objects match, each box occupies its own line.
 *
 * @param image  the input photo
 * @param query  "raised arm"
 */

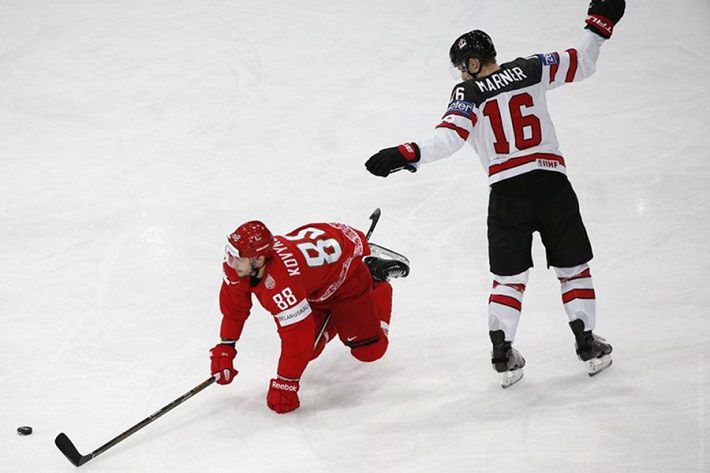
xmin=540 ymin=0 xmax=625 ymax=90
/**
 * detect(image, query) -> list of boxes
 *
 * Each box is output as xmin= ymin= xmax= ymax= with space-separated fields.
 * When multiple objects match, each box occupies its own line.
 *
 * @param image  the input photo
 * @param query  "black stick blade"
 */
xmin=366 ymin=208 xmax=381 ymax=240
xmin=55 ymin=433 xmax=89 ymax=467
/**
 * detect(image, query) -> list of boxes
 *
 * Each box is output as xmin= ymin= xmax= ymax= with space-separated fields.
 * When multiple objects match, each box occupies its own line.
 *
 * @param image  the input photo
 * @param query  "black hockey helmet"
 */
xmin=449 ymin=29 xmax=496 ymax=68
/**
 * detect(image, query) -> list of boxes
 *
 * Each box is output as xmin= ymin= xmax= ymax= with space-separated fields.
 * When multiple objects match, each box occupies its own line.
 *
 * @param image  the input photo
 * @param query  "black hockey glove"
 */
xmin=585 ymin=0 xmax=625 ymax=39
xmin=365 ymin=143 xmax=420 ymax=177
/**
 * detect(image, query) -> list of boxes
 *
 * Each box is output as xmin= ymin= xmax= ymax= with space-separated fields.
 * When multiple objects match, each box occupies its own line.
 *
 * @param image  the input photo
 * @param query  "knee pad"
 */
xmin=552 ymin=263 xmax=590 ymax=281
xmin=350 ymin=336 xmax=388 ymax=362
xmin=493 ymin=269 xmax=530 ymax=287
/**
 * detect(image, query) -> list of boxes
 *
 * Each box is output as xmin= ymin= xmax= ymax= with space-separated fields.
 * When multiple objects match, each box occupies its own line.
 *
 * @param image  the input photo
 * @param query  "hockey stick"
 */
xmin=313 ymin=313 xmax=333 ymax=349
xmin=55 ymin=375 xmax=218 ymax=467
xmin=365 ymin=208 xmax=382 ymax=241
xmin=390 ymin=164 xmax=417 ymax=174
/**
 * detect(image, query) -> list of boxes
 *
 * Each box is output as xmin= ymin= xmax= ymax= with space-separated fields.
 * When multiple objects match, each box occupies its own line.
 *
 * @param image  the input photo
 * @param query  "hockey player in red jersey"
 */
xmin=209 ymin=220 xmax=409 ymax=413
xmin=365 ymin=0 xmax=624 ymax=387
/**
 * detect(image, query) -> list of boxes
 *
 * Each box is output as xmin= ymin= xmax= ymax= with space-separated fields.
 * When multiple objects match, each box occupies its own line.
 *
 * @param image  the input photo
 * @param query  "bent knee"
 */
xmin=350 ymin=335 xmax=388 ymax=362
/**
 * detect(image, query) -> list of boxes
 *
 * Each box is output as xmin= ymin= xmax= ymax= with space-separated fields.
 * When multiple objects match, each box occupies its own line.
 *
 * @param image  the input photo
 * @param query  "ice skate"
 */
xmin=569 ymin=320 xmax=613 ymax=376
xmin=489 ymin=330 xmax=526 ymax=389
xmin=365 ymin=243 xmax=410 ymax=281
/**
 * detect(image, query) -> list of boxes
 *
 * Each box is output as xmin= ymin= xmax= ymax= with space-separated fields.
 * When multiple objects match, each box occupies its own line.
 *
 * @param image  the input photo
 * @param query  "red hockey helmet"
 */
xmin=226 ymin=220 xmax=274 ymax=259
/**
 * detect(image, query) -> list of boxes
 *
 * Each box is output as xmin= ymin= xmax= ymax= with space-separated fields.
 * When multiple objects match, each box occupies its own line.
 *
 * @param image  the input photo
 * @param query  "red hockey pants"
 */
xmin=310 ymin=261 xmax=393 ymax=362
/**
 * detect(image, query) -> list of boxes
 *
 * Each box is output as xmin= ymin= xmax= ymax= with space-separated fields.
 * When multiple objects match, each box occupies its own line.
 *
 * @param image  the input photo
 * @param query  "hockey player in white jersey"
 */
xmin=365 ymin=0 xmax=624 ymax=388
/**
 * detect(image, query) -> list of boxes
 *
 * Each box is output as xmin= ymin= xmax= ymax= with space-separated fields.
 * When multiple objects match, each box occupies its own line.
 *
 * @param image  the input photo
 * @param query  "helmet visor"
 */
xmin=225 ymin=242 xmax=243 ymax=269
xmin=449 ymin=62 xmax=467 ymax=79
xmin=224 ymin=242 xmax=261 ymax=271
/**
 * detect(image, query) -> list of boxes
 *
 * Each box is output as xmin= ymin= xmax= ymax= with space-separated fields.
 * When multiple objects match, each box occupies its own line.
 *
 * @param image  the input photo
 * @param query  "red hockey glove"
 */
xmin=365 ymin=143 xmax=420 ymax=177
xmin=267 ymin=377 xmax=300 ymax=414
xmin=585 ymin=0 xmax=625 ymax=39
xmin=210 ymin=343 xmax=238 ymax=385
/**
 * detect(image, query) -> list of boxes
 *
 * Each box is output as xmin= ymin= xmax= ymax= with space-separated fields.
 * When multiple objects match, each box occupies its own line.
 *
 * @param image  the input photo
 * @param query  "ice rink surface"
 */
xmin=1 ymin=1 xmax=708 ymax=471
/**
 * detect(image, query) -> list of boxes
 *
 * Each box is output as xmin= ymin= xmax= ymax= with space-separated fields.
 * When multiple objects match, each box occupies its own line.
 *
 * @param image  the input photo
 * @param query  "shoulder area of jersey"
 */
xmin=532 ymin=52 xmax=559 ymax=66
xmin=449 ymin=80 xmax=477 ymax=100
xmin=500 ymin=54 xmax=539 ymax=67
xmin=452 ymin=78 xmax=476 ymax=88
xmin=269 ymin=239 xmax=304 ymax=278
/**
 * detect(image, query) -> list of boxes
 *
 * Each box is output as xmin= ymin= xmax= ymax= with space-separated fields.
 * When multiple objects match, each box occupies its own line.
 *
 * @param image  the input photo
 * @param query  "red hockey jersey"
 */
xmin=218 ymin=222 xmax=369 ymax=379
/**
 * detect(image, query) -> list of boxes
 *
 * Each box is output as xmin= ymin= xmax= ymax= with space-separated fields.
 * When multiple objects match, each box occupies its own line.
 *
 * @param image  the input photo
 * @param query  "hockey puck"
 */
xmin=17 ymin=426 xmax=33 ymax=436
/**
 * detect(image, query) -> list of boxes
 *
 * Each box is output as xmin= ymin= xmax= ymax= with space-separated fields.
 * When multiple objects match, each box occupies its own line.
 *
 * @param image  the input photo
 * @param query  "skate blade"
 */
xmin=501 ymin=369 xmax=524 ymax=389
xmin=587 ymin=354 xmax=612 ymax=377
xmin=368 ymin=243 xmax=410 ymax=265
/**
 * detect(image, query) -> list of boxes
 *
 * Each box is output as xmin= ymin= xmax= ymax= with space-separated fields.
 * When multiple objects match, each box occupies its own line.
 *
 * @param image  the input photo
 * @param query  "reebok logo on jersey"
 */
xmin=539 ymin=53 xmax=559 ymax=66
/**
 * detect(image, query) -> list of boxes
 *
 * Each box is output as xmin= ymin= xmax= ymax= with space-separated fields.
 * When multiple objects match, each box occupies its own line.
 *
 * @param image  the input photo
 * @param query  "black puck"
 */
xmin=17 ymin=426 xmax=33 ymax=436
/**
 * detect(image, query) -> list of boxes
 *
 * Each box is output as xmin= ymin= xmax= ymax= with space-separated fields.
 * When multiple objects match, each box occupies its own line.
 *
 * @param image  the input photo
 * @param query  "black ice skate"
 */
xmin=569 ymin=319 xmax=613 ymax=376
xmin=365 ymin=243 xmax=410 ymax=282
xmin=490 ymin=330 xmax=526 ymax=389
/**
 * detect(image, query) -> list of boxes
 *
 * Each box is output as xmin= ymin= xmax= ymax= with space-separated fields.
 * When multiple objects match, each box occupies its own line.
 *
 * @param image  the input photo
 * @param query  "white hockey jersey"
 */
xmin=416 ymin=31 xmax=605 ymax=185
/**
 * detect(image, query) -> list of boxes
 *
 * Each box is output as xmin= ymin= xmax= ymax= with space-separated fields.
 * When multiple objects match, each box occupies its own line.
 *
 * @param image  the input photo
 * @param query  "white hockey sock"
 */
xmin=553 ymin=264 xmax=596 ymax=331
xmin=488 ymin=270 xmax=529 ymax=342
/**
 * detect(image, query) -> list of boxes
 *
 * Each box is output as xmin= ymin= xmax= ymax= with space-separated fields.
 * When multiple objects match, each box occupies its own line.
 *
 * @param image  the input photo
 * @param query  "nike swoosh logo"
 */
xmin=346 ymin=336 xmax=357 ymax=342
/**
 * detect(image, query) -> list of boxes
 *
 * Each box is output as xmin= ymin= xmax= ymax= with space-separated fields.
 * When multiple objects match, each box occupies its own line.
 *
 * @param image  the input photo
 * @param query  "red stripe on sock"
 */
xmin=562 ymin=288 xmax=596 ymax=304
xmin=558 ymin=268 xmax=591 ymax=283
xmin=493 ymin=281 xmax=527 ymax=293
xmin=489 ymin=294 xmax=522 ymax=311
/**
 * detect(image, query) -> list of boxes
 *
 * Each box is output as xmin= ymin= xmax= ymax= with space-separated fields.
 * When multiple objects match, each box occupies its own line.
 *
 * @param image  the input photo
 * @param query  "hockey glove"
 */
xmin=210 ymin=342 xmax=238 ymax=385
xmin=267 ymin=377 xmax=300 ymax=414
xmin=365 ymin=143 xmax=420 ymax=177
xmin=585 ymin=0 xmax=625 ymax=39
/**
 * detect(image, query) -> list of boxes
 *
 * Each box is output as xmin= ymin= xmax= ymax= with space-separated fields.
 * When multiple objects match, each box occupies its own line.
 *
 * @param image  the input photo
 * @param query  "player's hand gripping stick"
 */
xmin=210 ymin=342 xmax=238 ymax=385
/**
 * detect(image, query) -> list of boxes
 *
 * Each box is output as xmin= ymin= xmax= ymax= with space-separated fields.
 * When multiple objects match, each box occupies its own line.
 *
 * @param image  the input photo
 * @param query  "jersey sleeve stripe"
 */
xmin=436 ymin=121 xmax=470 ymax=140
xmin=565 ymin=48 xmax=579 ymax=82
xmin=549 ymin=52 xmax=560 ymax=83
xmin=489 ymin=153 xmax=565 ymax=177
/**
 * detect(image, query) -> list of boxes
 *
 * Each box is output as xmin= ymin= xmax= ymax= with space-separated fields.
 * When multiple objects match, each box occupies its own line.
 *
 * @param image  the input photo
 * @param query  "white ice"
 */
xmin=1 ymin=1 xmax=708 ymax=472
